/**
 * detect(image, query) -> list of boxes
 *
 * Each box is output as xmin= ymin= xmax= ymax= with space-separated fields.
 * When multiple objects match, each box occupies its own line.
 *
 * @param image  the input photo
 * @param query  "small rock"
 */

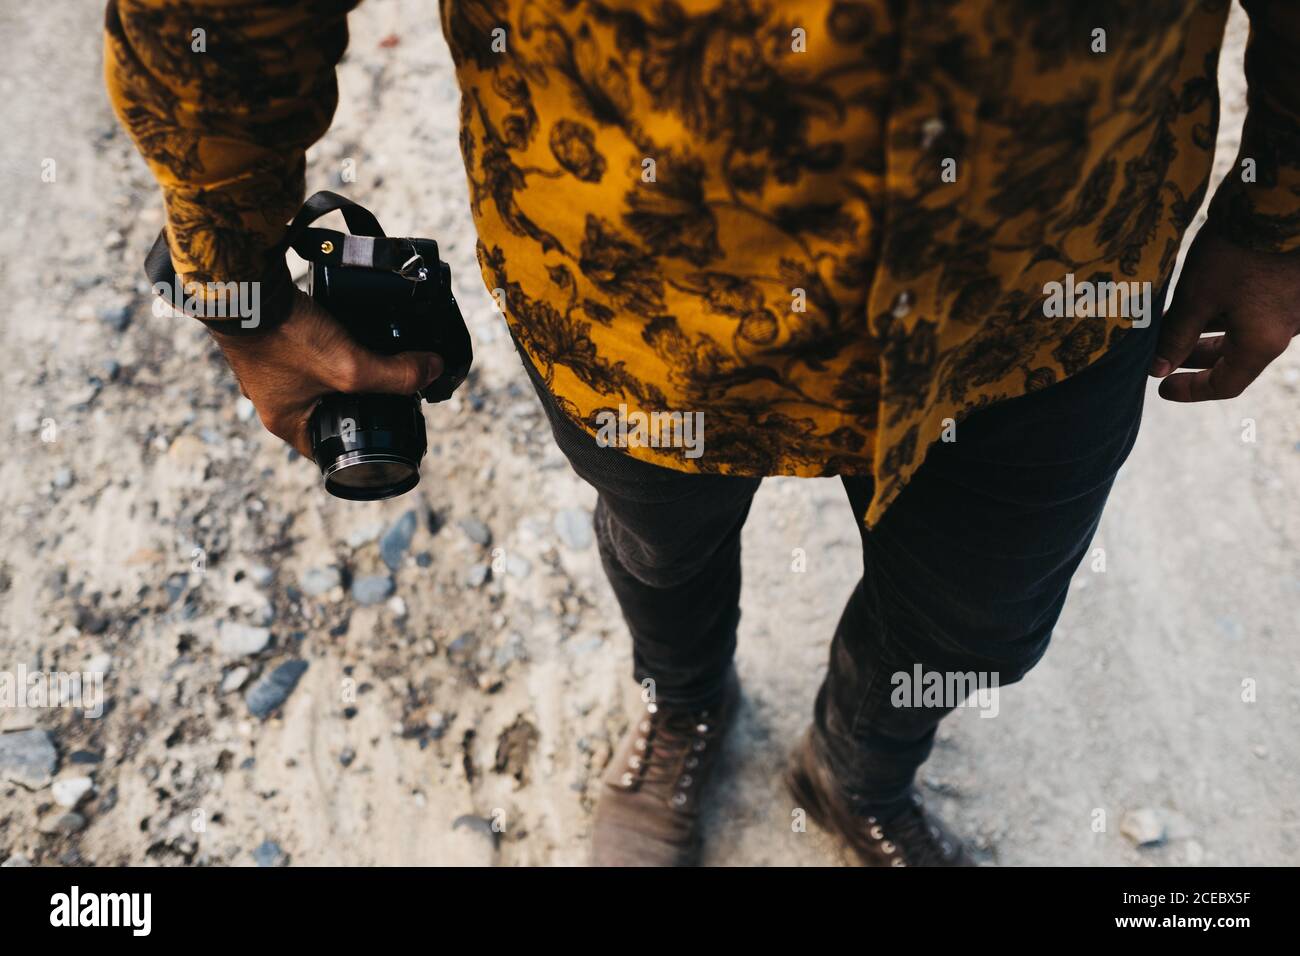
xmin=387 ymin=596 xmax=408 ymax=618
xmin=351 ymin=575 xmax=395 ymax=606
xmin=52 ymin=776 xmax=94 ymax=808
xmin=97 ymin=301 xmax=132 ymax=332
xmin=235 ymin=397 xmax=256 ymax=422
xmin=464 ymin=563 xmax=490 ymax=588
xmin=415 ymin=551 xmax=433 ymax=568
xmin=380 ymin=510 xmax=419 ymax=571
xmin=1120 ymin=808 xmax=1167 ymax=848
xmin=215 ymin=621 xmax=272 ymax=658
xmin=221 ymin=666 xmax=252 ymax=694
xmin=458 ymin=517 xmax=492 ymax=547
xmin=554 ymin=508 xmax=592 ymax=550
xmin=38 ymin=811 xmax=87 ymax=836
xmin=52 ymin=467 xmax=74 ymax=490
xmin=83 ymin=653 xmax=111 ymax=676
xmin=163 ymin=572 xmax=189 ymax=605
xmin=300 ymin=565 xmax=342 ymax=597
xmin=346 ymin=522 xmax=384 ymax=549
xmin=1 ymin=855 xmax=31 ymax=867
xmin=248 ymin=564 xmax=275 ymax=588
xmin=494 ymin=632 xmax=528 ymax=668
xmin=505 ymin=554 xmax=532 ymax=579
xmin=245 ymin=660 xmax=309 ymax=719
xmin=0 ymin=728 xmax=59 ymax=789
xmin=252 ymin=840 xmax=289 ymax=867
xmin=339 ymin=747 xmax=356 ymax=768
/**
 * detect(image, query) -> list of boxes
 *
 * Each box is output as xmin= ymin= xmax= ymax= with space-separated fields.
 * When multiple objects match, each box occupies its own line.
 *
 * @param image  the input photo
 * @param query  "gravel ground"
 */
xmin=0 ymin=0 xmax=1296 ymax=867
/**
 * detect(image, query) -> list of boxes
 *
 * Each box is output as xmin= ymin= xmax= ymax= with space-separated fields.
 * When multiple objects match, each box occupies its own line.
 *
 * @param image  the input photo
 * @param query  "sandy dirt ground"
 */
xmin=0 ymin=1 xmax=1296 ymax=867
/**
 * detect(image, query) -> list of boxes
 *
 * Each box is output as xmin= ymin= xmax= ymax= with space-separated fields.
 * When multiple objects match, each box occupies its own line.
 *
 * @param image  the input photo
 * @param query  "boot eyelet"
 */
xmin=679 ymin=775 xmax=693 ymax=788
xmin=671 ymin=793 xmax=687 ymax=808
xmin=620 ymin=772 xmax=634 ymax=787
xmin=881 ymin=841 xmax=896 ymax=854
xmin=891 ymin=858 xmax=906 ymax=867
xmin=869 ymin=825 xmax=884 ymax=840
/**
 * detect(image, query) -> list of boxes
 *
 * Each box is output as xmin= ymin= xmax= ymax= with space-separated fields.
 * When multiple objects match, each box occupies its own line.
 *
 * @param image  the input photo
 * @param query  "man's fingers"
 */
xmin=1178 ymin=334 xmax=1226 ymax=369
xmin=1152 ymin=287 xmax=1219 ymax=378
xmin=1157 ymin=334 xmax=1278 ymax=402
xmin=332 ymin=348 xmax=444 ymax=396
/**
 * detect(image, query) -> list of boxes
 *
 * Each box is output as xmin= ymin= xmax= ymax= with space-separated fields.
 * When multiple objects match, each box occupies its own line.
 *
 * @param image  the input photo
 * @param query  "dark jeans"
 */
xmin=514 ymin=310 xmax=1161 ymax=806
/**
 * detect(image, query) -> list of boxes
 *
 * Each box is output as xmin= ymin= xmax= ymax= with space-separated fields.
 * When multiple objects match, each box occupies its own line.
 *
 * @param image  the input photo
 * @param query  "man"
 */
xmin=106 ymin=0 xmax=1300 ymax=866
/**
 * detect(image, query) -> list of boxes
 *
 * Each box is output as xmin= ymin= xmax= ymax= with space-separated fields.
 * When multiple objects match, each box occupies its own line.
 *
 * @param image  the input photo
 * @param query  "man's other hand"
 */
xmin=1152 ymin=229 xmax=1300 ymax=401
xmin=210 ymin=289 xmax=444 ymax=459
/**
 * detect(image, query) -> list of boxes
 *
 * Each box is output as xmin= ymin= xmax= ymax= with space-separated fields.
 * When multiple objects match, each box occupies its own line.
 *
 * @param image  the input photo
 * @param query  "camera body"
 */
xmin=307 ymin=237 xmax=473 ymax=500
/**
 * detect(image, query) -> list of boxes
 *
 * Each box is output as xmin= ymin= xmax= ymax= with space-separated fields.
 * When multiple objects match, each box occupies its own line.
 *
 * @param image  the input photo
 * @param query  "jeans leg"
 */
xmin=514 ymin=341 xmax=762 ymax=708
xmin=816 ymin=316 xmax=1163 ymax=805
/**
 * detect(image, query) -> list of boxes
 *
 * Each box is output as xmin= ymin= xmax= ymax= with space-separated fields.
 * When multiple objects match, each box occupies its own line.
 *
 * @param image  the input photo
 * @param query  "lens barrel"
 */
xmin=309 ymin=393 xmax=427 ymax=501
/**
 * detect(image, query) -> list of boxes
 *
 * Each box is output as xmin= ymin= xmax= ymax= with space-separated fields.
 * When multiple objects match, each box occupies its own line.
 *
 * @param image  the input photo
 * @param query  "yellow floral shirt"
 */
xmin=106 ymin=0 xmax=1300 ymax=523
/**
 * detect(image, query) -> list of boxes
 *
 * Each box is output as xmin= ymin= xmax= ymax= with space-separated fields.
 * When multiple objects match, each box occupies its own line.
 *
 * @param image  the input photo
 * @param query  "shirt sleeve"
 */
xmin=1206 ymin=0 xmax=1300 ymax=253
xmin=104 ymin=0 xmax=359 ymax=326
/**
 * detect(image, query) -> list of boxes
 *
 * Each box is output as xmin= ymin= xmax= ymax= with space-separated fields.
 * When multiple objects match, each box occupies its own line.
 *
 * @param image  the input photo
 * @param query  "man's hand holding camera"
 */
xmin=211 ymin=288 xmax=444 ymax=461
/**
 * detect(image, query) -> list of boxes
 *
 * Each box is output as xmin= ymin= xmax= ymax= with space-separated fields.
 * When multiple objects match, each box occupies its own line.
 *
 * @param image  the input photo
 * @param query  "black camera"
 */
xmin=296 ymin=194 xmax=472 ymax=500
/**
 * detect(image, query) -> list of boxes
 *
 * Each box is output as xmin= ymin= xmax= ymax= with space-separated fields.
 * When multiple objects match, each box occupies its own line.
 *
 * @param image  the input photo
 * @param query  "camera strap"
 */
xmin=143 ymin=191 xmax=435 ymax=335
xmin=276 ymin=191 xmax=435 ymax=282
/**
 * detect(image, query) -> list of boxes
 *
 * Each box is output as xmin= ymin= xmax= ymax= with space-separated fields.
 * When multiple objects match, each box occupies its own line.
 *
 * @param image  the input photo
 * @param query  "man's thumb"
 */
xmin=346 ymin=350 xmax=444 ymax=395
xmin=1151 ymin=291 xmax=1213 ymax=378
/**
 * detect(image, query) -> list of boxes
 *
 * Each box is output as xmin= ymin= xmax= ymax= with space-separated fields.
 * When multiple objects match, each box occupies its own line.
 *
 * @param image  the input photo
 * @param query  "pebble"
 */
xmin=464 ymin=563 xmax=490 ymax=588
xmin=248 ymin=564 xmax=275 ymax=588
xmin=97 ymin=302 xmax=132 ymax=332
xmin=494 ymin=632 xmax=528 ymax=667
xmin=458 ymin=517 xmax=492 ymax=547
xmin=0 ymin=728 xmax=59 ymax=788
xmin=387 ymin=596 xmax=408 ymax=618
xmin=505 ymin=554 xmax=532 ymax=579
xmin=53 ymin=467 xmax=74 ymax=490
xmin=1 ymin=855 xmax=31 ymax=867
xmin=380 ymin=510 xmax=419 ymax=571
xmin=339 ymin=747 xmax=356 ymax=768
xmin=235 ymin=397 xmax=256 ymax=422
xmin=1120 ymin=807 xmax=1167 ymax=848
xmin=252 ymin=840 xmax=289 ymax=867
xmin=244 ymin=660 xmax=309 ymax=719
xmin=38 ymin=811 xmax=87 ymax=836
xmin=415 ymin=551 xmax=433 ymax=568
xmin=52 ymin=776 xmax=94 ymax=808
xmin=221 ymin=666 xmax=251 ymax=694
xmin=299 ymin=566 xmax=342 ymax=597
xmin=215 ymin=621 xmax=272 ymax=658
xmin=346 ymin=522 xmax=384 ymax=549
xmin=554 ymin=508 xmax=592 ymax=550
xmin=352 ymin=575 xmax=395 ymax=606
xmin=163 ymin=572 xmax=189 ymax=605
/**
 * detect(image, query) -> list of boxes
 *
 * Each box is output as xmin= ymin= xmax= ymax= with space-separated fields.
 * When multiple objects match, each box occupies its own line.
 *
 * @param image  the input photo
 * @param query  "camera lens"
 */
xmin=309 ymin=393 xmax=427 ymax=501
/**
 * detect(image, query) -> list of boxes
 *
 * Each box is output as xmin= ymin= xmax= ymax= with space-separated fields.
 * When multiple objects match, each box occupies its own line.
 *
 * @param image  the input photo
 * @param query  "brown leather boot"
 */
xmin=786 ymin=727 xmax=975 ymax=866
xmin=591 ymin=671 xmax=740 ymax=866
